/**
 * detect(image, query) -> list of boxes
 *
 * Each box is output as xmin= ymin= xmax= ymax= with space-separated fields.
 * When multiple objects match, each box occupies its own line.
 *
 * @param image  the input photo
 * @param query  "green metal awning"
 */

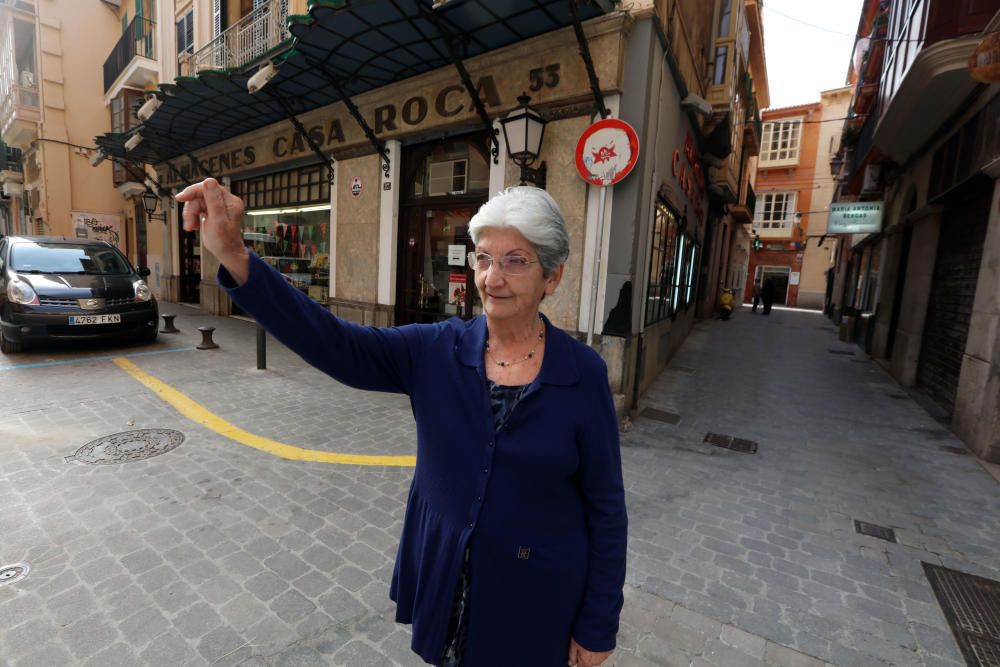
xmin=96 ymin=0 xmax=615 ymax=171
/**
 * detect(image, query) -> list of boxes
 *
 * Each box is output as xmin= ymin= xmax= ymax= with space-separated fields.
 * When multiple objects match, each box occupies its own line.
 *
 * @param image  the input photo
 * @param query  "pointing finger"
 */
xmin=174 ymin=182 xmax=204 ymax=202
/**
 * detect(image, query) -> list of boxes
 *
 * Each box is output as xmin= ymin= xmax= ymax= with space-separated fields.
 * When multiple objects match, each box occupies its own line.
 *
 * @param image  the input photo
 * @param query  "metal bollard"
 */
xmin=196 ymin=326 xmax=219 ymax=350
xmin=256 ymin=323 xmax=266 ymax=370
xmin=160 ymin=314 xmax=180 ymax=333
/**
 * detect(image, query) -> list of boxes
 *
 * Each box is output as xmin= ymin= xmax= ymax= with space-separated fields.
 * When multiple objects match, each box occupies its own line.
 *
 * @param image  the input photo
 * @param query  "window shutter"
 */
xmin=213 ymin=0 xmax=223 ymax=37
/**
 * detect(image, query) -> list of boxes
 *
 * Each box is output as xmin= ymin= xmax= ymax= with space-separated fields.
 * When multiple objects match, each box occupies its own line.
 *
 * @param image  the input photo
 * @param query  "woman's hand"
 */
xmin=568 ymin=638 xmax=612 ymax=667
xmin=175 ymin=178 xmax=250 ymax=285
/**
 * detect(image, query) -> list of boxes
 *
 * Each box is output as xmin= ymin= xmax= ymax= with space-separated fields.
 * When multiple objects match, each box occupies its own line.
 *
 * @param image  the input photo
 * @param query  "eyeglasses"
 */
xmin=467 ymin=251 xmax=539 ymax=275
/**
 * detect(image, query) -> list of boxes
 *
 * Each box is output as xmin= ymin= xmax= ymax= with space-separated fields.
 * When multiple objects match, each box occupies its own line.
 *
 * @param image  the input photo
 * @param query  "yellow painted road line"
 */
xmin=113 ymin=357 xmax=416 ymax=467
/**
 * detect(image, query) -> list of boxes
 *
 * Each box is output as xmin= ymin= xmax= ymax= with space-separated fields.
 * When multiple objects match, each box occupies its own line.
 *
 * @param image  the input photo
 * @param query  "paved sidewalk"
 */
xmin=0 ymin=303 xmax=997 ymax=666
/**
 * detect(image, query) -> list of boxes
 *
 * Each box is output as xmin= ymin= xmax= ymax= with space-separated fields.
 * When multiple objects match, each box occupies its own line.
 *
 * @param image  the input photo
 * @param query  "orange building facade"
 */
xmin=745 ymin=102 xmax=823 ymax=306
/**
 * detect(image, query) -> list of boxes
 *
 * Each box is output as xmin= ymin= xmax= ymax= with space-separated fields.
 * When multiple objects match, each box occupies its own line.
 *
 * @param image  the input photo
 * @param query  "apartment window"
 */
xmin=177 ymin=10 xmax=194 ymax=74
xmin=754 ymin=191 xmax=797 ymax=230
xmin=760 ymin=119 xmax=802 ymax=165
xmin=644 ymin=200 xmax=680 ymax=326
xmin=713 ymin=45 xmax=728 ymax=86
xmin=718 ymin=0 xmax=732 ymax=36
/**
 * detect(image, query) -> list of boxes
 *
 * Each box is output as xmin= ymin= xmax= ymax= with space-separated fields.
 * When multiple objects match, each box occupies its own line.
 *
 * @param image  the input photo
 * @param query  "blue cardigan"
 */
xmin=221 ymin=254 xmax=627 ymax=666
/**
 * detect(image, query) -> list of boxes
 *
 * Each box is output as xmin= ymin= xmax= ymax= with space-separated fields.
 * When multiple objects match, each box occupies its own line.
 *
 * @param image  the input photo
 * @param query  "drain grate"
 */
xmin=66 ymin=429 xmax=185 ymax=465
xmin=0 ymin=563 xmax=30 ymax=585
xmin=854 ymin=520 xmax=897 ymax=543
xmin=828 ymin=349 xmax=855 ymax=356
xmin=640 ymin=408 xmax=681 ymax=425
xmin=703 ymin=433 xmax=758 ymax=454
xmin=923 ymin=562 xmax=1000 ymax=667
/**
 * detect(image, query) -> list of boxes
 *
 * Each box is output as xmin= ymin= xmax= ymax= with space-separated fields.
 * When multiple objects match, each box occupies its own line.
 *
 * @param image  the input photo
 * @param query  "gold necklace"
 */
xmin=485 ymin=319 xmax=544 ymax=368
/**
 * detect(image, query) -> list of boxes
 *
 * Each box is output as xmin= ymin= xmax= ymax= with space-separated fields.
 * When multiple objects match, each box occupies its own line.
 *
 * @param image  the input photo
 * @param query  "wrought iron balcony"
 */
xmin=180 ymin=0 xmax=289 ymax=76
xmin=743 ymin=96 xmax=761 ymax=156
xmin=103 ymin=16 xmax=157 ymax=94
xmin=729 ymin=182 xmax=755 ymax=225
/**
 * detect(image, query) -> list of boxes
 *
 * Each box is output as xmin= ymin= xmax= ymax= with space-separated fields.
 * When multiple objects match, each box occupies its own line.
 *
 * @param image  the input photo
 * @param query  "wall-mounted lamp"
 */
xmin=140 ymin=189 xmax=166 ymax=224
xmin=499 ymin=93 xmax=547 ymax=188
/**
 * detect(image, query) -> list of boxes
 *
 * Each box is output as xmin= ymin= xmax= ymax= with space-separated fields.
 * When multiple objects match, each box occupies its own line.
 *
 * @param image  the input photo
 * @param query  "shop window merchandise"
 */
xmin=232 ymin=163 xmax=332 ymax=303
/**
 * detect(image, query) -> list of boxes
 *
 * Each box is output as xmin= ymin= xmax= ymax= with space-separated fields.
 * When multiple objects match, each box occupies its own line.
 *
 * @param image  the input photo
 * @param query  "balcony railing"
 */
xmin=744 ymin=182 xmax=755 ymax=216
xmin=0 ymin=83 xmax=39 ymax=138
xmin=104 ymin=16 xmax=156 ymax=93
xmin=181 ymin=0 xmax=288 ymax=76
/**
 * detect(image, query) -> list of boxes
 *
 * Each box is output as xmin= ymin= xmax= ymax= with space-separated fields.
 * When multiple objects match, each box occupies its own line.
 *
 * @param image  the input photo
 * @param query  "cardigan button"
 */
xmin=482 ymin=467 xmax=488 ymax=474
xmin=488 ymin=441 xmax=494 ymax=448
xmin=467 ymin=521 xmax=474 ymax=528
xmin=476 ymin=496 xmax=482 ymax=502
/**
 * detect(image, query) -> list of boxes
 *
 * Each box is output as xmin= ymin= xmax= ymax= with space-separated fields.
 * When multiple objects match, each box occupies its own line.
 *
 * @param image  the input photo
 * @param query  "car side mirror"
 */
xmin=137 ymin=266 xmax=151 ymax=278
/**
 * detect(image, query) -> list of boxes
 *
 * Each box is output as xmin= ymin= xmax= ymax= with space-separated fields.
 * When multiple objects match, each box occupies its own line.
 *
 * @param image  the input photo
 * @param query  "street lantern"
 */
xmin=140 ymin=189 xmax=166 ymax=224
xmin=500 ymin=93 xmax=547 ymax=187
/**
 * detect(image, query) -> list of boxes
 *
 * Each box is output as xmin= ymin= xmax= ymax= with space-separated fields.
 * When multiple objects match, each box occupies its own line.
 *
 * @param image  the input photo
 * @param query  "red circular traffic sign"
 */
xmin=575 ymin=118 xmax=640 ymax=187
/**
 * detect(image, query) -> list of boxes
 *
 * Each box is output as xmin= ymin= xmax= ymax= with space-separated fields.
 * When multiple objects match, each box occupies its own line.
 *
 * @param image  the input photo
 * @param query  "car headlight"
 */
xmin=133 ymin=279 xmax=152 ymax=302
xmin=7 ymin=277 xmax=39 ymax=305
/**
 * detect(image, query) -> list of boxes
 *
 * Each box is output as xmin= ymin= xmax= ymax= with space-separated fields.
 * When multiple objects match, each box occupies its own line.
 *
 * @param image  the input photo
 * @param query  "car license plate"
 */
xmin=68 ymin=314 xmax=121 ymax=325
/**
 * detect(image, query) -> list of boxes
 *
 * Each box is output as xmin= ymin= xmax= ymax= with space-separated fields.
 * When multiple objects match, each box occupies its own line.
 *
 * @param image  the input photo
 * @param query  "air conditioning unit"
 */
xmin=3 ymin=182 xmax=23 ymax=197
xmin=861 ymin=164 xmax=881 ymax=195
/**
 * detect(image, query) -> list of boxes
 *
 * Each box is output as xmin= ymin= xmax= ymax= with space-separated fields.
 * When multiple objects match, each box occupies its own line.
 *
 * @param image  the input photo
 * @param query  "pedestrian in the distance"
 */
xmin=762 ymin=277 xmax=776 ymax=316
xmin=176 ymin=179 xmax=628 ymax=667
xmin=751 ymin=278 xmax=762 ymax=313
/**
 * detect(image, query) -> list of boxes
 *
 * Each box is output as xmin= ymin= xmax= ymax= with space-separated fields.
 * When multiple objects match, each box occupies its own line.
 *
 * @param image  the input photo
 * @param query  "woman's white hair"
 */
xmin=468 ymin=186 xmax=570 ymax=276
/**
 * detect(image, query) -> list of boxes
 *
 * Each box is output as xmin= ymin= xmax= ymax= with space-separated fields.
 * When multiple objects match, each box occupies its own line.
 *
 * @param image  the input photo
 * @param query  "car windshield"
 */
xmin=10 ymin=243 xmax=132 ymax=275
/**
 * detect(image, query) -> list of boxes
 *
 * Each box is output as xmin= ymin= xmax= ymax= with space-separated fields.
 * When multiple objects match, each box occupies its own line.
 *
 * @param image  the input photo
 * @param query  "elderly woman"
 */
xmin=176 ymin=180 xmax=627 ymax=667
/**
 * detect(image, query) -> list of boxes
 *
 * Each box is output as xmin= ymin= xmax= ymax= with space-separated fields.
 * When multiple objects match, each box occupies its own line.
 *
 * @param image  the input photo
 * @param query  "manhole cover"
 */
xmin=854 ymin=520 xmax=897 ymax=543
xmin=639 ymin=408 xmax=681 ymax=425
xmin=67 ymin=429 xmax=185 ymax=465
xmin=704 ymin=432 xmax=758 ymax=454
xmin=924 ymin=562 xmax=1000 ymax=667
xmin=0 ymin=563 xmax=30 ymax=585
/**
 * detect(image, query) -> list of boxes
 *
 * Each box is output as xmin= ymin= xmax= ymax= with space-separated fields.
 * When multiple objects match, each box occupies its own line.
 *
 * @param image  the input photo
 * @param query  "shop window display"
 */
xmin=242 ymin=207 xmax=330 ymax=302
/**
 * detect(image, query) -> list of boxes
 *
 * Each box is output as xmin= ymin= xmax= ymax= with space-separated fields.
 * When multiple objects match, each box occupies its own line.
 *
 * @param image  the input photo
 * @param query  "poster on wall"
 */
xmin=448 ymin=273 xmax=467 ymax=315
xmin=70 ymin=211 xmax=124 ymax=249
xmin=789 ymin=272 xmax=801 ymax=286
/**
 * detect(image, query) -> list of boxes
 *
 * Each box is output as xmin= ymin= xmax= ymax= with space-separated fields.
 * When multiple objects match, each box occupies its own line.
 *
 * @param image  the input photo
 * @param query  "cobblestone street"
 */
xmin=1 ymin=304 xmax=998 ymax=666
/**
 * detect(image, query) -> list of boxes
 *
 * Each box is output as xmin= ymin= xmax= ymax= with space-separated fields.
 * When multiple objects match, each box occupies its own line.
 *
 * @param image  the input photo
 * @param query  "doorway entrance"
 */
xmin=754 ymin=265 xmax=790 ymax=305
xmin=395 ymin=134 xmax=490 ymax=325
xmin=177 ymin=202 xmax=201 ymax=304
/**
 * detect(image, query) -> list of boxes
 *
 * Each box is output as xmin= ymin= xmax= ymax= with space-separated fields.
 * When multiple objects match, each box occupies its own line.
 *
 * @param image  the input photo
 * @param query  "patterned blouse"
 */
xmin=441 ymin=380 xmax=530 ymax=666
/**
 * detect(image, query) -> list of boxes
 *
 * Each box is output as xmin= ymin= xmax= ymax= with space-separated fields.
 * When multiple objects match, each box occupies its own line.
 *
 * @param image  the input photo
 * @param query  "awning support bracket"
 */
xmin=304 ymin=56 xmax=391 ymax=178
xmin=422 ymin=7 xmax=500 ymax=163
xmin=267 ymin=91 xmax=337 ymax=185
xmin=569 ymin=0 xmax=609 ymax=119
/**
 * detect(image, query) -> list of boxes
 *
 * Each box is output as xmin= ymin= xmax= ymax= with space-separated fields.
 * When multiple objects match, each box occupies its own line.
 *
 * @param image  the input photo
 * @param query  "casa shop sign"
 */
xmin=672 ymin=132 xmax=707 ymax=223
xmin=575 ymin=118 xmax=639 ymax=186
xmin=828 ymin=201 xmax=884 ymax=234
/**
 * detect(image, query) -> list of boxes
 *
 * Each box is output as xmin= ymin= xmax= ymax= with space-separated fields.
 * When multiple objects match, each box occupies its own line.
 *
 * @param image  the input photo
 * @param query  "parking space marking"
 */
xmin=0 ymin=346 xmax=197 ymax=371
xmin=113 ymin=357 xmax=417 ymax=468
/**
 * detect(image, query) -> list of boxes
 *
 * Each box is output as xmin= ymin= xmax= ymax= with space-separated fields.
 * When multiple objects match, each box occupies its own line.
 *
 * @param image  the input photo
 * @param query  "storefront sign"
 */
xmin=968 ymin=32 xmax=1000 ymax=83
xmin=447 ymin=245 xmax=466 ymax=266
xmin=350 ymin=176 xmax=363 ymax=198
xmin=575 ymin=118 xmax=639 ymax=186
xmin=71 ymin=211 xmax=123 ymax=248
xmin=671 ymin=132 xmax=707 ymax=223
xmin=828 ymin=202 xmax=883 ymax=234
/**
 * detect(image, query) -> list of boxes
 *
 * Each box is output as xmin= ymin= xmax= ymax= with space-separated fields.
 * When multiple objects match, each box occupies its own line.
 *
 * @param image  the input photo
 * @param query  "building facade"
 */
xmin=0 ymin=0 xmax=138 ymax=250
xmin=93 ymin=0 xmax=767 ymax=414
xmin=829 ymin=0 xmax=1000 ymax=461
xmin=745 ymin=101 xmax=822 ymax=307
